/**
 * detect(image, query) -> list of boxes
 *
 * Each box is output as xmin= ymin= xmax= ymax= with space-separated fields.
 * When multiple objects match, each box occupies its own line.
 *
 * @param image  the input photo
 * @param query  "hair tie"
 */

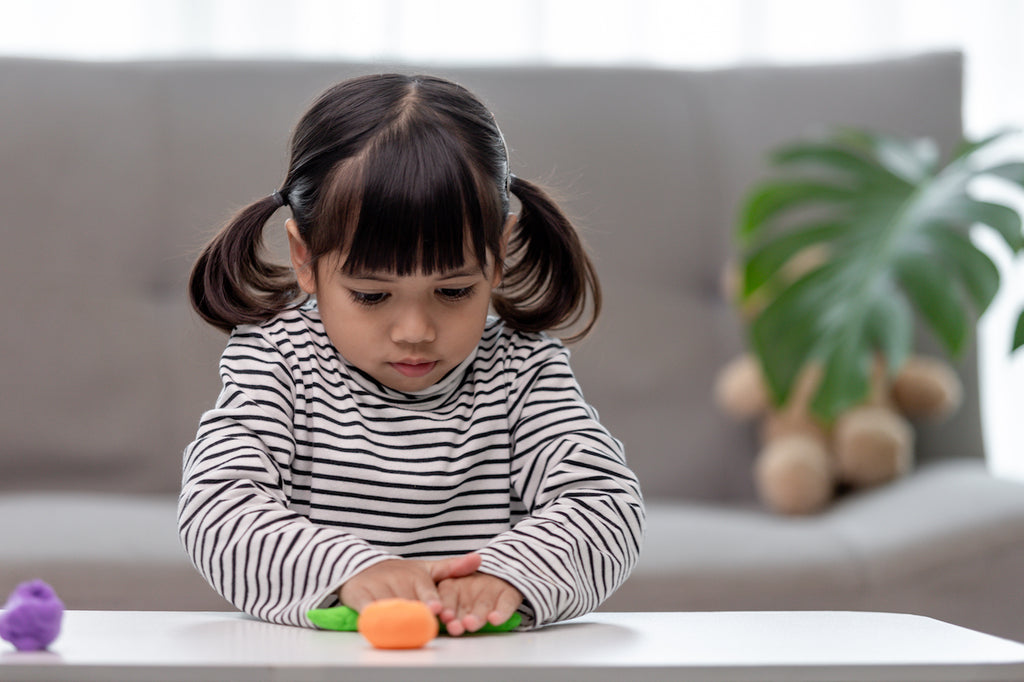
xmin=271 ymin=190 xmax=287 ymax=208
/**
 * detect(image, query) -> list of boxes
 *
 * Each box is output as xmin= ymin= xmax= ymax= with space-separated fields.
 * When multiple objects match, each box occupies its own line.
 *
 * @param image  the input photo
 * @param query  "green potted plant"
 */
xmin=736 ymin=129 xmax=1024 ymax=420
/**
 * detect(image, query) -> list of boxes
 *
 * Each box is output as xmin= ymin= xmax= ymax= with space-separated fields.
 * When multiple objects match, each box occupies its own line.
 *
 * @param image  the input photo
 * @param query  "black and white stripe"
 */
xmin=178 ymin=306 xmax=645 ymax=628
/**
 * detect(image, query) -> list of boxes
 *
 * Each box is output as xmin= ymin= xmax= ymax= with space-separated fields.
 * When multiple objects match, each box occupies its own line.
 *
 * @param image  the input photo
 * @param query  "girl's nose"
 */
xmin=390 ymin=305 xmax=436 ymax=345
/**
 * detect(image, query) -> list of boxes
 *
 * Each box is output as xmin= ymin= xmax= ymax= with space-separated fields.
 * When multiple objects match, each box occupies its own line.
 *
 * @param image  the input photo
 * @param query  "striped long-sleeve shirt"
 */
xmin=178 ymin=305 xmax=645 ymax=628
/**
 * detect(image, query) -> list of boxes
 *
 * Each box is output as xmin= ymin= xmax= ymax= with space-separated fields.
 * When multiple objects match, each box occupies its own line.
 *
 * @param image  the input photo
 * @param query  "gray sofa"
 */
xmin=3 ymin=53 xmax=1023 ymax=643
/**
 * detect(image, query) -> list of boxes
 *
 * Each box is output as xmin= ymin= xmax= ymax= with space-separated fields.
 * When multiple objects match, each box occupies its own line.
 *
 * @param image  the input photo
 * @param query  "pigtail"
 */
xmin=189 ymin=195 xmax=304 ymax=333
xmin=494 ymin=176 xmax=602 ymax=343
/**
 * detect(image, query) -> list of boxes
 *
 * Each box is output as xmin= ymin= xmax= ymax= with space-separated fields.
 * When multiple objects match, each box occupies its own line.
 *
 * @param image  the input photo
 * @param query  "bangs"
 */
xmin=313 ymin=119 xmax=505 ymax=276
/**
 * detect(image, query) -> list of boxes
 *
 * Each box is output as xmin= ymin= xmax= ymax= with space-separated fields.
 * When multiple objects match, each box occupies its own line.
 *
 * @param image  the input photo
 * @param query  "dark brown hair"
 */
xmin=190 ymin=73 xmax=600 ymax=341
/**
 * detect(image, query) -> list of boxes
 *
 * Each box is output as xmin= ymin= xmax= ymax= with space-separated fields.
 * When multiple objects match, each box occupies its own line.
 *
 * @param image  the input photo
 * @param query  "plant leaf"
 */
xmin=952 ymin=130 xmax=1015 ymax=161
xmin=926 ymin=226 xmax=1001 ymax=314
xmin=737 ymin=180 xmax=855 ymax=243
xmin=894 ymin=253 xmax=968 ymax=357
xmin=741 ymin=222 xmax=849 ymax=298
xmin=864 ymin=290 xmax=913 ymax=375
xmin=844 ymin=131 xmax=939 ymax=183
xmin=809 ymin=333 xmax=872 ymax=419
xmin=940 ymin=199 xmax=1024 ymax=252
xmin=1014 ymin=309 xmax=1024 ymax=352
xmin=738 ymin=128 xmax=1024 ymax=418
xmin=749 ymin=263 xmax=842 ymax=405
xmin=770 ymin=141 xmax=911 ymax=188
xmin=980 ymin=161 xmax=1024 ymax=187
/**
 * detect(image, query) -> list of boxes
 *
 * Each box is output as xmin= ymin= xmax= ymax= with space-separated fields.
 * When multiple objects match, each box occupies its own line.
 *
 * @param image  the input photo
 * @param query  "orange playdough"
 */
xmin=357 ymin=598 xmax=439 ymax=649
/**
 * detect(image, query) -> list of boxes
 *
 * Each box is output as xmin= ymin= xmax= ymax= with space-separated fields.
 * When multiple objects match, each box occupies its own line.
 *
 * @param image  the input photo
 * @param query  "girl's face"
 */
xmin=287 ymin=220 xmax=505 ymax=392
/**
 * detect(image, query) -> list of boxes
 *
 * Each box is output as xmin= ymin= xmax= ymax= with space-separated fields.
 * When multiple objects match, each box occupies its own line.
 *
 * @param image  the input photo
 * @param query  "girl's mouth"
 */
xmin=390 ymin=361 xmax=438 ymax=378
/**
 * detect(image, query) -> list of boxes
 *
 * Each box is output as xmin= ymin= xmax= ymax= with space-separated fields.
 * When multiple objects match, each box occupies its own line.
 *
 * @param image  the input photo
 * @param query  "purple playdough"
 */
xmin=0 ymin=580 xmax=64 ymax=651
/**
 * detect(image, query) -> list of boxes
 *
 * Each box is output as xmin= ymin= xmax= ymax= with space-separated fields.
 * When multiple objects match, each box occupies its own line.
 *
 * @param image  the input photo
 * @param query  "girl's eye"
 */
xmin=438 ymin=286 xmax=474 ymax=302
xmin=349 ymin=291 xmax=388 ymax=306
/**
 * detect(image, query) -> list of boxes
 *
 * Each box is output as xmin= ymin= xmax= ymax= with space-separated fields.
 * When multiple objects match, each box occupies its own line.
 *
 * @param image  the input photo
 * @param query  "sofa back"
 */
xmin=0 ymin=54 xmax=971 ymax=500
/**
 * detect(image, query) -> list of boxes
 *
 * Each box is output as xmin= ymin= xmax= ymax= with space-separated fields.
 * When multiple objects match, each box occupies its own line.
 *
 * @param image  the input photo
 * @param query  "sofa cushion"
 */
xmin=0 ymin=493 xmax=225 ymax=610
xmin=603 ymin=459 xmax=1024 ymax=640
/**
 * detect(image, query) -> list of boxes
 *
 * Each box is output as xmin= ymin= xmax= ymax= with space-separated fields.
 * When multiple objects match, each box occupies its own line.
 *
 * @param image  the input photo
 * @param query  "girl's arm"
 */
xmin=177 ymin=327 xmax=396 ymax=627
xmin=475 ymin=335 xmax=646 ymax=628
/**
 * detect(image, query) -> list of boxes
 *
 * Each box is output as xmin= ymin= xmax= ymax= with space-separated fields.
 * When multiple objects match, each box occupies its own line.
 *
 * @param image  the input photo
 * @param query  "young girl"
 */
xmin=180 ymin=73 xmax=645 ymax=634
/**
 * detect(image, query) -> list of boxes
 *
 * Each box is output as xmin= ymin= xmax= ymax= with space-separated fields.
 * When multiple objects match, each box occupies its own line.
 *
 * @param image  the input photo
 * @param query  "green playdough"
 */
xmin=307 ymin=605 xmax=521 ymax=634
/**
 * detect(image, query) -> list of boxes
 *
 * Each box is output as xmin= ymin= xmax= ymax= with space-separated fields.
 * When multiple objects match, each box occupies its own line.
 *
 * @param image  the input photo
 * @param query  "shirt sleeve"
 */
xmin=177 ymin=326 xmax=393 ymax=627
xmin=475 ymin=335 xmax=646 ymax=628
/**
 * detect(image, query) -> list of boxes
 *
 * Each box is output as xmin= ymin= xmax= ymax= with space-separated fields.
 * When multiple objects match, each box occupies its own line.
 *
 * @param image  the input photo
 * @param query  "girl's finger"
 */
xmin=489 ymin=587 xmax=523 ymax=625
xmin=413 ymin=580 xmax=443 ymax=614
xmin=425 ymin=552 xmax=481 ymax=582
xmin=448 ymin=581 xmax=477 ymax=637
xmin=436 ymin=579 xmax=458 ymax=625
xmin=462 ymin=588 xmax=499 ymax=633
xmin=338 ymin=584 xmax=372 ymax=612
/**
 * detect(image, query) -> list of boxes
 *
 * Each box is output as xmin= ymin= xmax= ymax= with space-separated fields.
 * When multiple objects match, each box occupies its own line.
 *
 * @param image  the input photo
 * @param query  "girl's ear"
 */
xmin=286 ymin=219 xmax=318 ymax=295
xmin=495 ymin=213 xmax=517 ymax=287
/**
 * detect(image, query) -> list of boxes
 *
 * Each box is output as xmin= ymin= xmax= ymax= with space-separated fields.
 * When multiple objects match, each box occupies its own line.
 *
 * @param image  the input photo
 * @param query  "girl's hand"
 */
xmin=437 ymin=573 xmax=523 ymax=636
xmin=339 ymin=552 xmax=482 ymax=614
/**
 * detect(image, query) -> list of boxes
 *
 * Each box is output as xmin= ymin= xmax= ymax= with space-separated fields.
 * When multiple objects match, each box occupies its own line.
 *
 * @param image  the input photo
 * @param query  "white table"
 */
xmin=2 ymin=610 xmax=1023 ymax=681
